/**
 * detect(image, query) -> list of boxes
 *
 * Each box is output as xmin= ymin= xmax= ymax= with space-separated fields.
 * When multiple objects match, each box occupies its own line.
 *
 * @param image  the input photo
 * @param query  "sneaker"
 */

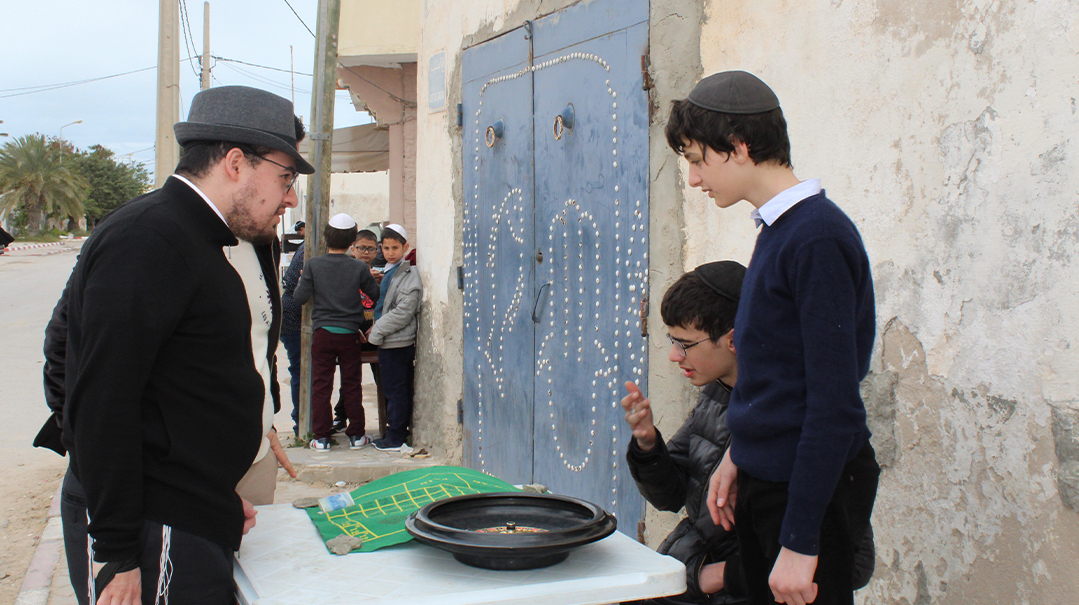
xmin=331 ymin=420 xmax=347 ymax=433
xmin=349 ymin=435 xmax=373 ymax=449
xmin=309 ymin=437 xmax=331 ymax=451
xmin=373 ymin=437 xmax=405 ymax=452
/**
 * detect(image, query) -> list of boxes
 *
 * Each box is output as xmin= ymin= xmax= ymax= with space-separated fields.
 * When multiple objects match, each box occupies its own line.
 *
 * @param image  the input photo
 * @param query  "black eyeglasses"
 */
xmin=257 ymin=155 xmax=300 ymax=192
xmin=667 ymin=333 xmax=710 ymax=357
xmin=353 ymin=245 xmax=377 ymax=253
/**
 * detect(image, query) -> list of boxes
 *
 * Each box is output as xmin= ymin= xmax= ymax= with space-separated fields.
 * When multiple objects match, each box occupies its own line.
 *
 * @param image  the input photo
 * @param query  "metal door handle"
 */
xmin=485 ymin=119 xmax=505 ymax=147
xmin=532 ymin=282 xmax=552 ymax=323
xmin=553 ymin=104 xmax=575 ymax=140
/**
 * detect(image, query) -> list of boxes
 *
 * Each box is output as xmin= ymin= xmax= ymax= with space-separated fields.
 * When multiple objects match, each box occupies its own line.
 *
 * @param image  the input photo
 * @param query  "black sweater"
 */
xmin=62 ymin=178 xmax=266 ymax=561
xmin=729 ymin=192 xmax=875 ymax=556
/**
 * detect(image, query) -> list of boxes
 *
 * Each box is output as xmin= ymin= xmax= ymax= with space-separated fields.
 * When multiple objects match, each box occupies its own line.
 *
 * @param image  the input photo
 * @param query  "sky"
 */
xmin=0 ymin=0 xmax=372 ymax=179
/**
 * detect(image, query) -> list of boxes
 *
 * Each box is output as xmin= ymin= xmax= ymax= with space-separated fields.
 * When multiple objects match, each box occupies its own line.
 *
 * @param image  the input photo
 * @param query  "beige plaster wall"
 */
xmin=686 ymin=0 xmax=1079 ymax=602
xmin=290 ymin=171 xmax=389 ymax=234
xmin=339 ymin=0 xmax=419 ymax=65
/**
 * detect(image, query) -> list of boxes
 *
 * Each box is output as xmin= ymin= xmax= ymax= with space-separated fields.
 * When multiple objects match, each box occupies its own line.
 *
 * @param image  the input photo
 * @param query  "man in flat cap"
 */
xmin=665 ymin=71 xmax=880 ymax=605
xmin=61 ymin=85 xmax=314 ymax=604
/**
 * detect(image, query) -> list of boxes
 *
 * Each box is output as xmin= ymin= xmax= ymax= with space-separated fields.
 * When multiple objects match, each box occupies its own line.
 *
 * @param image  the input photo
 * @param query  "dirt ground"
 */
xmin=0 ymin=459 xmax=67 ymax=602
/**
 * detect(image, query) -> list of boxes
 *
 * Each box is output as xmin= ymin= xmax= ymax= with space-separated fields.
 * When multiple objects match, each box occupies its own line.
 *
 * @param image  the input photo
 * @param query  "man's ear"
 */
xmin=222 ymin=147 xmax=248 ymax=182
xmin=726 ymin=330 xmax=736 ymax=353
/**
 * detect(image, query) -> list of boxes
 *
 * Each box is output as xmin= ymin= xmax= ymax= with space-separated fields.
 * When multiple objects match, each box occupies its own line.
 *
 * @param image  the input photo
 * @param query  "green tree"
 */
xmin=68 ymin=145 xmax=151 ymax=229
xmin=0 ymin=134 xmax=87 ymax=236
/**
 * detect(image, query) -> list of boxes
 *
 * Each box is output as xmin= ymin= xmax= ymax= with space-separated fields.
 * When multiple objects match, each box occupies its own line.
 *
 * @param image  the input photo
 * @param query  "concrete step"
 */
xmin=281 ymin=437 xmax=445 ymax=485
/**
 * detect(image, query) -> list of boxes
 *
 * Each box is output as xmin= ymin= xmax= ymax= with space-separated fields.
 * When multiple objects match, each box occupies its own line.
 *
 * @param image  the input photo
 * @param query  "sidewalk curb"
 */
xmin=6 ymin=238 xmax=85 ymax=252
xmin=15 ymin=481 xmax=64 ymax=605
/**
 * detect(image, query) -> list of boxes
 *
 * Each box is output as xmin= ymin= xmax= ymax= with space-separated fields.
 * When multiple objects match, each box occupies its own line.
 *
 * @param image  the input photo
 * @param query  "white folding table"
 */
xmin=235 ymin=503 xmax=686 ymax=605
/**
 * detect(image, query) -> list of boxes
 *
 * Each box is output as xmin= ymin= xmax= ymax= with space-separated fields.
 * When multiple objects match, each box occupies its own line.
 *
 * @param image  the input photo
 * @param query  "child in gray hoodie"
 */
xmin=367 ymin=224 xmax=422 ymax=451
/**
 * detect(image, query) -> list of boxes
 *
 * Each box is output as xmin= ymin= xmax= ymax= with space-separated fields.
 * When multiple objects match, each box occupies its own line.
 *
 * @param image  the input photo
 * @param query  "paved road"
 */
xmin=0 ymin=245 xmax=80 ymax=602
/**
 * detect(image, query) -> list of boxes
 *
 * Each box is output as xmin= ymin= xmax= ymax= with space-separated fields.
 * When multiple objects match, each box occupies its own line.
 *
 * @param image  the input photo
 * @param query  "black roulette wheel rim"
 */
xmin=405 ymin=492 xmax=618 ymax=570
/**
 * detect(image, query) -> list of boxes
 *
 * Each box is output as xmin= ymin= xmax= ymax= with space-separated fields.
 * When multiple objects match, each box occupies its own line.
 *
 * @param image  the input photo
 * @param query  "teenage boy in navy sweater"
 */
xmin=665 ymin=71 xmax=880 ymax=605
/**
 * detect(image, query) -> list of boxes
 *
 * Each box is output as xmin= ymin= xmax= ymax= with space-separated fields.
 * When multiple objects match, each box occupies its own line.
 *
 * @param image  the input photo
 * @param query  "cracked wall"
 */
xmin=406 ymin=0 xmax=1079 ymax=599
xmin=689 ymin=0 xmax=1079 ymax=602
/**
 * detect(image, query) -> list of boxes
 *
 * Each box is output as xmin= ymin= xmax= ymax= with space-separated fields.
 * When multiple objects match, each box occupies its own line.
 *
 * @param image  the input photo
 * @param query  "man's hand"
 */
xmin=241 ymin=497 xmax=257 ymax=535
xmin=706 ymin=448 xmax=738 ymax=530
xmin=371 ymin=269 xmax=383 ymax=284
xmin=621 ymin=381 xmax=657 ymax=451
xmin=96 ymin=568 xmax=140 ymax=605
xmin=769 ymin=547 xmax=818 ymax=605
xmin=267 ymin=430 xmax=297 ymax=478
xmin=698 ymin=561 xmax=726 ymax=594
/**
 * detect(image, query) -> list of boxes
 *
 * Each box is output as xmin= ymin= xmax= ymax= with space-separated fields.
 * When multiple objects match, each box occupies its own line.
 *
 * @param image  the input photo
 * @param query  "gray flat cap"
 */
xmin=174 ymin=85 xmax=315 ymax=174
xmin=688 ymin=71 xmax=780 ymax=115
xmin=694 ymin=260 xmax=746 ymax=303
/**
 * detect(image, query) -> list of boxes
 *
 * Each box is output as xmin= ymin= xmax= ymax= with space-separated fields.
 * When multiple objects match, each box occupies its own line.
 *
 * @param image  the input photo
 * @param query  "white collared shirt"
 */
xmin=171 ymin=174 xmax=228 ymax=226
xmin=750 ymin=178 xmax=822 ymax=227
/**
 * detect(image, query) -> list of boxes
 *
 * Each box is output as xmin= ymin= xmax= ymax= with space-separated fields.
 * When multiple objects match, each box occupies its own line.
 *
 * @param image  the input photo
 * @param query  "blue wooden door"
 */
xmin=530 ymin=0 xmax=649 ymax=529
xmin=461 ymin=0 xmax=649 ymax=530
xmin=461 ymin=27 xmax=536 ymax=485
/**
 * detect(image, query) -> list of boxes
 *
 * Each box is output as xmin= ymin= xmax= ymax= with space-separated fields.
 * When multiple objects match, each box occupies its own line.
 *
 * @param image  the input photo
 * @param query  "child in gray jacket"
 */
xmin=367 ymin=224 xmax=422 ymax=451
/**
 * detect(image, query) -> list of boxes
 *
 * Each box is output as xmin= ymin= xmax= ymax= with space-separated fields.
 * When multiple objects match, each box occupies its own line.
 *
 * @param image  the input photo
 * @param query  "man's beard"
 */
xmin=226 ymin=182 xmax=277 ymax=245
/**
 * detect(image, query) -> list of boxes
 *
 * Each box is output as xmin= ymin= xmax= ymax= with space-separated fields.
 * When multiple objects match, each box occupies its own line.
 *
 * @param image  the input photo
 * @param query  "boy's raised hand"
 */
xmin=621 ymin=381 xmax=657 ymax=451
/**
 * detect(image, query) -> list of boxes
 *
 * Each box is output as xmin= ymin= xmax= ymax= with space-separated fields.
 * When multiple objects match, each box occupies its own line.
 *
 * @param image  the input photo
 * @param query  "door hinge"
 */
xmin=640 ymin=54 xmax=654 ymax=91
xmin=456 ymin=103 xmax=463 ymax=127
xmin=457 ymin=398 xmax=464 ymax=424
xmin=457 ymin=266 xmax=465 ymax=290
xmin=640 ymin=285 xmax=649 ymax=337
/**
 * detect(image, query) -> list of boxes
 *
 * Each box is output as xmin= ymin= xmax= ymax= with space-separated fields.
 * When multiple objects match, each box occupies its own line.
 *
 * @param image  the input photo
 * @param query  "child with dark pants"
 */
xmin=331 ymin=230 xmax=383 ymax=433
xmin=367 ymin=224 xmax=422 ymax=451
xmin=664 ymin=71 xmax=880 ymax=605
xmin=294 ymin=213 xmax=381 ymax=451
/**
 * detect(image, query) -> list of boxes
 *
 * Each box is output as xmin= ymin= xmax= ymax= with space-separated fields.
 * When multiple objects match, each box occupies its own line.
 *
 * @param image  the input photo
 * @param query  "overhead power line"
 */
xmin=282 ymin=0 xmax=316 ymax=37
xmin=213 ymin=56 xmax=312 ymax=77
xmin=0 ymin=55 xmax=307 ymax=100
xmin=0 ymin=66 xmax=157 ymax=99
xmin=178 ymin=0 xmax=203 ymax=79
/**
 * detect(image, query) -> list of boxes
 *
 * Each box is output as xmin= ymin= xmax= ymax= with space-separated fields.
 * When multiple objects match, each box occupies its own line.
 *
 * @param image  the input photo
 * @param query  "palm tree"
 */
xmin=0 ymin=135 xmax=87 ymax=236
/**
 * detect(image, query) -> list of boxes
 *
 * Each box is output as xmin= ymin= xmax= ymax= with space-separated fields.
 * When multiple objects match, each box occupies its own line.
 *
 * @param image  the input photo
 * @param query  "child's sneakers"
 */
xmin=349 ymin=435 xmax=373 ymax=449
xmin=309 ymin=437 xmax=331 ymax=451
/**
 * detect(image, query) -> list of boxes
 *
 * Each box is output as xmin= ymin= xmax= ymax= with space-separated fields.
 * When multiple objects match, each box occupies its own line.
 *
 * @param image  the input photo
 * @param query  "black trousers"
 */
xmin=378 ymin=345 xmax=416 ymax=443
xmin=734 ymin=442 xmax=879 ymax=605
xmin=61 ymin=468 xmax=237 ymax=605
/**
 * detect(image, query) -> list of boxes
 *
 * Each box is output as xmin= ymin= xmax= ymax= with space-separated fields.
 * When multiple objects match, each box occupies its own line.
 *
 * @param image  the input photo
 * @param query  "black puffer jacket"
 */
xmin=628 ymin=381 xmax=744 ymax=604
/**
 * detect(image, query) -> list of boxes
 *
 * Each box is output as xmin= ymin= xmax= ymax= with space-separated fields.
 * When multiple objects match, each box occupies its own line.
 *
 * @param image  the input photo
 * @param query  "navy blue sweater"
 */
xmin=728 ymin=192 xmax=875 ymax=556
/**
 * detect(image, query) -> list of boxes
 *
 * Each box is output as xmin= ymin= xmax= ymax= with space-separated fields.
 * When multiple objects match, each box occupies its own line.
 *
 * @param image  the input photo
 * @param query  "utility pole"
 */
xmin=201 ymin=2 xmax=211 ymax=90
xmin=298 ymin=0 xmax=340 ymax=439
xmin=155 ymin=0 xmax=180 ymax=188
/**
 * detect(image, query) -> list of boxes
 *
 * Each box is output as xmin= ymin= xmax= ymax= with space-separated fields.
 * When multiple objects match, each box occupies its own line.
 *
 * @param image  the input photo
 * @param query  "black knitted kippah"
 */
xmin=694 ymin=260 xmax=746 ymax=302
xmin=687 ymin=71 xmax=780 ymax=114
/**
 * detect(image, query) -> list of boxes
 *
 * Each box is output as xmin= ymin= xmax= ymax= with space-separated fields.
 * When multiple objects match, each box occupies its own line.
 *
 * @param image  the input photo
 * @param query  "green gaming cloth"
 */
xmin=306 ymin=465 xmax=520 ymax=554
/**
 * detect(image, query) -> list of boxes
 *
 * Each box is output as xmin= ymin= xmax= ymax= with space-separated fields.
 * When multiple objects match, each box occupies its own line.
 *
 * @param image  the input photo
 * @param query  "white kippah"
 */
xmin=385 ymin=223 xmax=407 ymax=241
xmin=328 ymin=213 xmax=357 ymax=229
